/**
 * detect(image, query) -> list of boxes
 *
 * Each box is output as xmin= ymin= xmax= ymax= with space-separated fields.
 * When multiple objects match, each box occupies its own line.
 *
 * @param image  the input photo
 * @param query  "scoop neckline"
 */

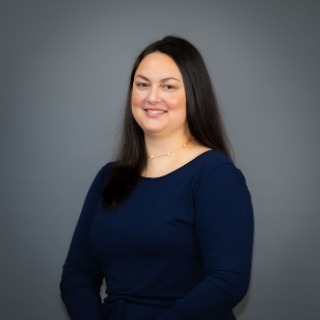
xmin=141 ymin=149 xmax=216 ymax=181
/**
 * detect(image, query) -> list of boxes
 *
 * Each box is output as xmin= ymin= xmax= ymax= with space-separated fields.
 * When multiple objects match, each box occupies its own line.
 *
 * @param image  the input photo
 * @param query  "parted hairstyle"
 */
xmin=102 ymin=35 xmax=232 ymax=209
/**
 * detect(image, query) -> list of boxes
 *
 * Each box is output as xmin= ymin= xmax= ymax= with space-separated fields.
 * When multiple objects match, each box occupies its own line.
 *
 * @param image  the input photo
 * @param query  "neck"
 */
xmin=144 ymin=132 xmax=192 ymax=159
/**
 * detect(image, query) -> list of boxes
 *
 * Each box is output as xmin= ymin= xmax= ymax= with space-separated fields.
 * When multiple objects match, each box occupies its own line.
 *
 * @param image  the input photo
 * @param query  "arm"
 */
xmin=60 ymin=167 xmax=107 ymax=320
xmin=156 ymin=163 xmax=254 ymax=319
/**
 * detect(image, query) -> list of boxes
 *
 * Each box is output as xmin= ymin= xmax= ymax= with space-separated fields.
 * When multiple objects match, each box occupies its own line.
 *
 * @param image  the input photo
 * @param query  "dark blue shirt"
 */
xmin=60 ymin=150 xmax=254 ymax=320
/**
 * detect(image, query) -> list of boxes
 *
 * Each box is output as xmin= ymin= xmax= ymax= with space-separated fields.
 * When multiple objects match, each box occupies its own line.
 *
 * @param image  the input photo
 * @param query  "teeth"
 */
xmin=146 ymin=109 xmax=165 ymax=114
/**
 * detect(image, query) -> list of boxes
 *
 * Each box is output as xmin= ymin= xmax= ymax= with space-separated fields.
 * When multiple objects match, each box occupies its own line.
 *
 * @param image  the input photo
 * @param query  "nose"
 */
xmin=147 ymin=87 xmax=161 ymax=104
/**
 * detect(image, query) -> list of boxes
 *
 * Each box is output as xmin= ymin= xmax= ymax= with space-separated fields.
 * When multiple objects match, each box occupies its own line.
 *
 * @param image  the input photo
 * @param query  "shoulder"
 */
xmin=90 ymin=161 xmax=116 ymax=191
xmin=191 ymin=150 xmax=248 ymax=190
xmin=190 ymin=152 xmax=252 ymax=214
xmin=192 ymin=149 xmax=233 ymax=172
xmin=99 ymin=161 xmax=116 ymax=177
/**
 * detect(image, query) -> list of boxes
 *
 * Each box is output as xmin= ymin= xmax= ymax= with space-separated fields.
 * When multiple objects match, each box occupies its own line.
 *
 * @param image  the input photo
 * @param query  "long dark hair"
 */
xmin=102 ymin=35 xmax=231 ymax=209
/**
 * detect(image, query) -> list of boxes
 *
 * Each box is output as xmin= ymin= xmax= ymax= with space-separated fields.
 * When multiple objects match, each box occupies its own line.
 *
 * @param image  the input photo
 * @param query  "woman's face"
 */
xmin=131 ymin=52 xmax=188 ymax=138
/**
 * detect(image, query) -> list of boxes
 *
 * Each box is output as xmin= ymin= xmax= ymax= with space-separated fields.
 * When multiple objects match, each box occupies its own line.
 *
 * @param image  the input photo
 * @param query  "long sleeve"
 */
xmin=155 ymin=163 xmax=254 ymax=320
xmin=60 ymin=167 xmax=107 ymax=320
xmin=60 ymin=153 xmax=253 ymax=320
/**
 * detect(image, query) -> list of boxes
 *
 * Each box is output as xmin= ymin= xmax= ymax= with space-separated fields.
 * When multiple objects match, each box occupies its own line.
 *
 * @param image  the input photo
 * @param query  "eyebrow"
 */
xmin=135 ymin=75 xmax=180 ymax=82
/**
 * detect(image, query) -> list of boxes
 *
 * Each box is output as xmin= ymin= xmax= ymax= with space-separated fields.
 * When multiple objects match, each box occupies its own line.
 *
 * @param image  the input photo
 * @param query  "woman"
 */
xmin=60 ymin=36 xmax=254 ymax=320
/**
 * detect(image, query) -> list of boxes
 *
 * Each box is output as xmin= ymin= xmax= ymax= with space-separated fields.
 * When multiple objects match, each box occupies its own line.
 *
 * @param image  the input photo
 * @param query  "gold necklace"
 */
xmin=147 ymin=137 xmax=194 ymax=159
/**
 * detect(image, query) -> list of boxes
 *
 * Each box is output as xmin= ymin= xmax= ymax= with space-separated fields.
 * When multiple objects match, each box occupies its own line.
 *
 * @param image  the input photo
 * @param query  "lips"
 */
xmin=144 ymin=108 xmax=167 ymax=115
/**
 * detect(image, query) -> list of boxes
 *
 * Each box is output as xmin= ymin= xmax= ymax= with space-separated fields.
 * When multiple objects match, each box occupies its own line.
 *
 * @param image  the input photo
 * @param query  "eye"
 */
xmin=163 ymin=84 xmax=176 ymax=90
xmin=135 ymin=82 xmax=149 ymax=88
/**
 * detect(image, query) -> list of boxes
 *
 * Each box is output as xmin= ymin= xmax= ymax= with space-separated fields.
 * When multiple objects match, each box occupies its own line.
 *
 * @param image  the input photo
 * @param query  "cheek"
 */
xmin=131 ymin=90 xmax=144 ymax=107
xmin=170 ymin=96 xmax=187 ymax=112
xmin=131 ymin=92 xmax=142 ymax=123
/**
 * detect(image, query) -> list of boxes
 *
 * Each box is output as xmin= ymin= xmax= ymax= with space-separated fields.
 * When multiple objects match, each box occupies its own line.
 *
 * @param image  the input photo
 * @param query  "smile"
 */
xmin=145 ymin=109 xmax=167 ymax=115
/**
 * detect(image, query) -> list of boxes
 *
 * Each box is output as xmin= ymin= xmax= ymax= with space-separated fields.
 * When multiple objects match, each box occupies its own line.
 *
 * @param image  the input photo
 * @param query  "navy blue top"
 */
xmin=60 ymin=150 xmax=254 ymax=320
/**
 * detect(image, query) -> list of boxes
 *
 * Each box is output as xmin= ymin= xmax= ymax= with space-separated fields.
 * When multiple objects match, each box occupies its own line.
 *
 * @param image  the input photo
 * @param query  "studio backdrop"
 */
xmin=1 ymin=0 xmax=319 ymax=319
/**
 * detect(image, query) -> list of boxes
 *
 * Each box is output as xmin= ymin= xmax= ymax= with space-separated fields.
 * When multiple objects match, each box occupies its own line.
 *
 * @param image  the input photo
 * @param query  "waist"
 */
xmin=102 ymin=295 xmax=172 ymax=320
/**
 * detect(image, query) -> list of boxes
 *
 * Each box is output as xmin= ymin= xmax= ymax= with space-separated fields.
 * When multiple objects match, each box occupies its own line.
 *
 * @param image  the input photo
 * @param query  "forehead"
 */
xmin=135 ymin=52 xmax=182 ymax=79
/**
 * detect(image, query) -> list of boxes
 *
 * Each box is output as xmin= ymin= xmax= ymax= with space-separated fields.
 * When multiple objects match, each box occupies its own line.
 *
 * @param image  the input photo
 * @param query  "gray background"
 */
xmin=1 ymin=0 xmax=319 ymax=319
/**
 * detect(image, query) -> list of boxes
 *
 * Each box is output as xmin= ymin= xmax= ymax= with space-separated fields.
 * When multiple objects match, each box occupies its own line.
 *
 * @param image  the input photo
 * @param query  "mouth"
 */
xmin=144 ymin=108 xmax=167 ymax=115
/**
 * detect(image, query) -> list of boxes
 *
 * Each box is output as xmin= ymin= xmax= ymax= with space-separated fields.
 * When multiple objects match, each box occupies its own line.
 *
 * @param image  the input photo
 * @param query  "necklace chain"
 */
xmin=147 ymin=137 xmax=194 ymax=159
